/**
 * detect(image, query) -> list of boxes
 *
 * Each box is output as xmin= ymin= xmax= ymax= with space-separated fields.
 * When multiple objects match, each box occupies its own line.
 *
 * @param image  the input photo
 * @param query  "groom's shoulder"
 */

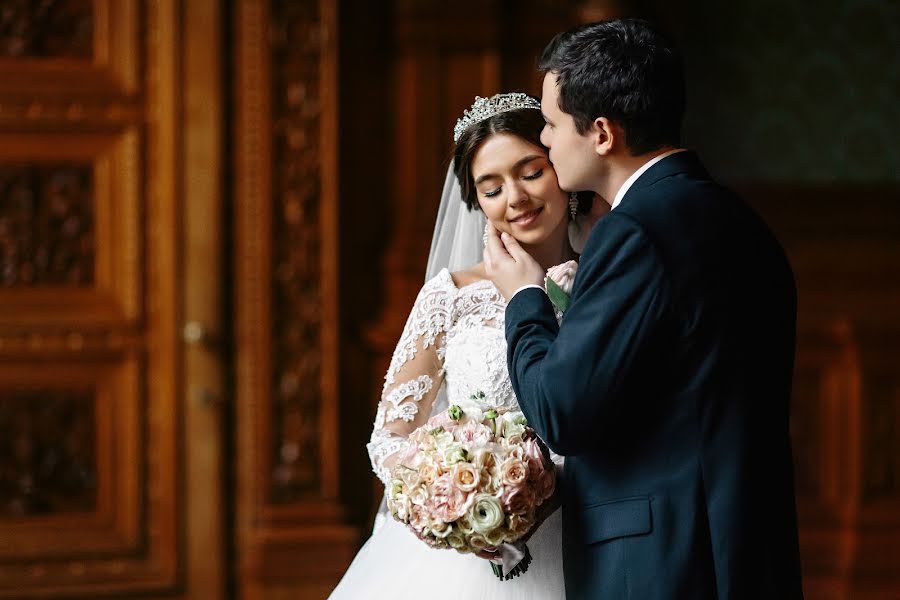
xmin=621 ymin=171 xmax=741 ymax=226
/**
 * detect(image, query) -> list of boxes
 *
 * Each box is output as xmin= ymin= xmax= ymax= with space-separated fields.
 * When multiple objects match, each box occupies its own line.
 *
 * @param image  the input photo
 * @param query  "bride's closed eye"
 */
xmin=481 ymin=169 xmax=543 ymax=198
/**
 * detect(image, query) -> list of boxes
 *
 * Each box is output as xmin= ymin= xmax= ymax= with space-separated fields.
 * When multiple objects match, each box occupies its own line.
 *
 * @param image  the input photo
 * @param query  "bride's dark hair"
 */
xmin=452 ymin=107 xmax=592 ymax=214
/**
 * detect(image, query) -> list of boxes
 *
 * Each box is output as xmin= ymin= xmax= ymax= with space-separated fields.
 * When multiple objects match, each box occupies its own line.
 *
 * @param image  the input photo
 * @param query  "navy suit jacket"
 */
xmin=506 ymin=152 xmax=803 ymax=599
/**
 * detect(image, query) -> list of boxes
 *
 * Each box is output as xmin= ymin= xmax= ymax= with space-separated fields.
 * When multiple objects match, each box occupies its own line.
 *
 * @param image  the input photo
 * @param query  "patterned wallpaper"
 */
xmin=671 ymin=0 xmax=900 ymax=184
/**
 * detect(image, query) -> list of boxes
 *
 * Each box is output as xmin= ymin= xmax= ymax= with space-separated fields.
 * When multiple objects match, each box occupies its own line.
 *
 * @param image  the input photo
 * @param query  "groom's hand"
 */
xmin=483 ymin=223 xmax=545 ymax=300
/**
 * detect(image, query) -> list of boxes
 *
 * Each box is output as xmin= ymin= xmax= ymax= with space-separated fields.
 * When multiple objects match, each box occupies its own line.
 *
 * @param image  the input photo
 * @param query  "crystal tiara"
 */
xmin=453 ymin=92 xmax=542 ymax=143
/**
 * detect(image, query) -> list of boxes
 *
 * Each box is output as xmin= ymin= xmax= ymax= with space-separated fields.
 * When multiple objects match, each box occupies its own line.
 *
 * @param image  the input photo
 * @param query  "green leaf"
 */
xmin=545 ymin=277 xmax=570 ymax=313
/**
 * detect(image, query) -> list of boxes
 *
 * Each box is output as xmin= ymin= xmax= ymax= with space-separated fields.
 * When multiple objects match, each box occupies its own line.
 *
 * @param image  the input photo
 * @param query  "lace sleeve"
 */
xmin=366 ymin=271 xmax=456 ymax=485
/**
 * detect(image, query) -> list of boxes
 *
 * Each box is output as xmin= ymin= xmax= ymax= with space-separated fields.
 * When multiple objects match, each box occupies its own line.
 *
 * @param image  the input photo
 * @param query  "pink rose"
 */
xmin=535 ymin=468 xmax=556 ymax=502
xmin=427 ymin=411 xmax=455 ymax=430
xmin=395 ymin=442 xmax=421 ymax=468
xmin=546 ymin=260 xmax=578 ymax=295
xmin=428 ymin=474 xmax=473 ymax=522
xmin=455 ymin=421 xmax=493 ymax=446
xmin=522 ymin=437 xmax=549 ymax=478
xmin=500 ymin=485 xmax=535 ymax=515
xmin=409 ymin=503 xmax=429 ymax=532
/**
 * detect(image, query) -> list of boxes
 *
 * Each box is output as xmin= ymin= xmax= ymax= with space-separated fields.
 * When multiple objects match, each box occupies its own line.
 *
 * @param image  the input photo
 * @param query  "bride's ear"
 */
xmin=592 ymin=117 xmax=615 ymax=156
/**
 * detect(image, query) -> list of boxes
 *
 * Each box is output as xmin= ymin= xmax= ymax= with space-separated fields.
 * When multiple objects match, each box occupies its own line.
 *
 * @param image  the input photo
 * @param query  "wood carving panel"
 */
xmin=0 ymin=0 xmax=93 ymax=59
xmin=0 ymin=130 xmax=142 ymax=327
xmin=270 ymin=0 xmax=324 ymax=502
xmin=0 ymin=387 xmax=96 ymax=517
xmin=0 ymin=0 xmax=138 ymax=95
xmin=236 ymin=1 xmax=357 ymax=596
xmin=0 ymin=165 xmax=94 ymax=287
xmin=0 ymin=358 xmax=144 ymax=565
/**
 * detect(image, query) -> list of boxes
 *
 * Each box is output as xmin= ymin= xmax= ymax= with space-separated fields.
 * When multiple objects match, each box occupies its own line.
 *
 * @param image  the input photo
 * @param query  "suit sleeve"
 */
xmin=505 ymin=212 xmax=670 ymax=455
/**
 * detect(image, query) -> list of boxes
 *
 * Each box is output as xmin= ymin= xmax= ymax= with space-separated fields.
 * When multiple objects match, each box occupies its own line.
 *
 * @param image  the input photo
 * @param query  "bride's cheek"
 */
xmin=489 ymin=219 xmax=511 ymax=236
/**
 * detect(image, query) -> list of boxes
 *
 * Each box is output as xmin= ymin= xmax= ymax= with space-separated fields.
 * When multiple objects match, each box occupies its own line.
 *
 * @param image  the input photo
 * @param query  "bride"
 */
xmin=329 ymin=93 xmax=591 ymax=599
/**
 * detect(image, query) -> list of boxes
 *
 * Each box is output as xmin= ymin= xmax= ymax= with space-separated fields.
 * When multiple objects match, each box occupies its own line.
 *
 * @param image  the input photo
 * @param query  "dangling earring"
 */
xmin=482 ymin=223 xmax=490 ymax=248
xmin=569 ymin=192 xmax=579 ymax=220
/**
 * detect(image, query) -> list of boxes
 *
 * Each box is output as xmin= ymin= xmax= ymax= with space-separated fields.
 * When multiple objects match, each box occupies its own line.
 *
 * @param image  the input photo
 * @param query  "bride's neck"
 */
xmin=521 ymin=228 xmax=577 ymax=271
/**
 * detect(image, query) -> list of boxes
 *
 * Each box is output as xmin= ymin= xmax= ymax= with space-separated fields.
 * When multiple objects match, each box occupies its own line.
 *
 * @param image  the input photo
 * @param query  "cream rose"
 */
xmin=507 ymin=513 xmax=534 ymax=539
xmin=500 ymin=456 xmax=529 ymax=487
xmin=398 ymin=465 xmax=421 ymax=489
xmin=418 ymin=461 xmax=439 ymax=484
xmin=446 ymin=531 xmax=467 ymax=550
xmin=485 ymin=526 xmax=508 ymax=547
xmin=455 ymin=516 xmax=474 ymax=535
xmin=468 ymin=533 xmax=488 ymax=551
xmin=430 ymin=520 xmax=453 ymax=538
xmin=408 ymin=485 xmax=428 ymax=506
xmin=450 ymin=462 xmax=480 ymax=492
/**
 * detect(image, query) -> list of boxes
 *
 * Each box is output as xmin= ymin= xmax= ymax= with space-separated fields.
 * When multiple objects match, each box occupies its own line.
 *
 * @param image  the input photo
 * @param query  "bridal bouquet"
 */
xmin=386 ymin=403 xmax=556 ymax=579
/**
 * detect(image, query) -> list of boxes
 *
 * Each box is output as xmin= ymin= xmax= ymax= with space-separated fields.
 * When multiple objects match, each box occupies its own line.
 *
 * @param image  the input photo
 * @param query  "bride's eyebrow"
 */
xmin=474 ymin=155 xmax=545 ymax=185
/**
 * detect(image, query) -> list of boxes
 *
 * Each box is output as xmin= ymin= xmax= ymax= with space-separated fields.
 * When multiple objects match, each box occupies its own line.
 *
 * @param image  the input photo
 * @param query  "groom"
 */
xmin=485 ymin=19 xmax=803 ymax=599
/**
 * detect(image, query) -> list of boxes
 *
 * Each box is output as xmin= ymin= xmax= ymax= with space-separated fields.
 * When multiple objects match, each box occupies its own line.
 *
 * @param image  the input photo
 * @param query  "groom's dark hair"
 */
xmin=539 ymin=18 xmax=685 ymax=155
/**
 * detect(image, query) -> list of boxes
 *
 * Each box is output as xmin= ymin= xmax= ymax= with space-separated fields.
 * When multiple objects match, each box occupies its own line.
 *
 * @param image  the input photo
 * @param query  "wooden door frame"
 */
xmin=182 ymin=1 xmax=227 ymax=598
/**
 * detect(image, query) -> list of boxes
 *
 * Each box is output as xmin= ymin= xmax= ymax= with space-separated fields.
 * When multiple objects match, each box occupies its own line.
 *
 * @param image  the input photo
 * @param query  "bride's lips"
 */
xmin=508 ymin=207 xmax=543 ymax=228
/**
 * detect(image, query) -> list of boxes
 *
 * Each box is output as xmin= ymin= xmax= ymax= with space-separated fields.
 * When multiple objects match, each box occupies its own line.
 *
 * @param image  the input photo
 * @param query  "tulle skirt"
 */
xmin=328 ymin=509 xmax=565 ymax=599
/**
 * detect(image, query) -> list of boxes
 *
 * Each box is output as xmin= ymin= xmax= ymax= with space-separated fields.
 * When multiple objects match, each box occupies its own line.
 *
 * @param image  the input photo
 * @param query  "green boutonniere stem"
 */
xmin=545 ymin=277 xmax=570 ymax=313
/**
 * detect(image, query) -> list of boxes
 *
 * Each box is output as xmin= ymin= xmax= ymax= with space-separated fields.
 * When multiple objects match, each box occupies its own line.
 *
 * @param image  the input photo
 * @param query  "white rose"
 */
xmin=390 ymin=493 xmax=411 ymax=521
xmin=447 ymin=531 xmax=467 ymax=549
xmin=469 ymin=494 xmax=505 ymax=535
xmin=498 ymin=411 xmax=527 ymax=441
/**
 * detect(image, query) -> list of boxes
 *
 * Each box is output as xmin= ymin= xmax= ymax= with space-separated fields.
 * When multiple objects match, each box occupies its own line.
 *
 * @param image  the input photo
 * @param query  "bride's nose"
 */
xmin=506 ymin=182 xmax=528 ymax=208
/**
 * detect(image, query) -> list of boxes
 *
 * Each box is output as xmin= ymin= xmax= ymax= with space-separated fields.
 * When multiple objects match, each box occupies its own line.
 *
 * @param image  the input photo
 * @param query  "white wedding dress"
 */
xmin=328 ymin=268 xmax=565 ymax=599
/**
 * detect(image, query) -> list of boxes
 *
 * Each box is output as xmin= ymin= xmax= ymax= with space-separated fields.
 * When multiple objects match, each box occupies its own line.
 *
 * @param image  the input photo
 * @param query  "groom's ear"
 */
xmin=592 ymin=117 xmax=616 ymax=156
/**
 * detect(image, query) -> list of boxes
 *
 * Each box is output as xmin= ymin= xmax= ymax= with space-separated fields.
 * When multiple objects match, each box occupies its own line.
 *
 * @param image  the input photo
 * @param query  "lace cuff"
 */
xmin=366 ymin=272 xmax=456 ymax=485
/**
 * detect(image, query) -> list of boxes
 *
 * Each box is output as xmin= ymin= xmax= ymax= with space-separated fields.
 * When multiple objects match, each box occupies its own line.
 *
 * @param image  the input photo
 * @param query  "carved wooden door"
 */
xmin=0 ymin=1 xmax=226 ymax=598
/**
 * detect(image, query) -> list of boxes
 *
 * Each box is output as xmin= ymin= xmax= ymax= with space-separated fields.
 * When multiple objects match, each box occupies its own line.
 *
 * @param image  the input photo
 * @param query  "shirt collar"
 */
xmin=610 ymin=148 xmax=688 ymax=210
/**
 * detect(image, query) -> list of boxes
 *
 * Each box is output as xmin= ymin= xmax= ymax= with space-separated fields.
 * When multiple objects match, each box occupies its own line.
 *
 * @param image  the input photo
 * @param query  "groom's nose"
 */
xmin=540 ymin=124 xmax=552 ymax=148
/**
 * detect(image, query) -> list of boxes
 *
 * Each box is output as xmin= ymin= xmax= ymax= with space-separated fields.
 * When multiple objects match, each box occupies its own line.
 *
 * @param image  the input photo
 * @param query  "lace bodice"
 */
xmin=367 ymin=268 xmax=527 ymax=485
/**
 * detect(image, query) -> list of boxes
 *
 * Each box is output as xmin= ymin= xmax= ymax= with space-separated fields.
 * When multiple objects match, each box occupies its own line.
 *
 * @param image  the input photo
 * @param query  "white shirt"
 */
xmin=510 ymin=148 xmax=687 ymax=300
xmin=610 ymin=148 xmax=686 ymax=210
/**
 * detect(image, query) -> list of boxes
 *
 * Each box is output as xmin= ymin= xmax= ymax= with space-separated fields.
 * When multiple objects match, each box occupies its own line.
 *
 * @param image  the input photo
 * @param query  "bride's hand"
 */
xmin=483 ymin=223 xmax=545 ymax=300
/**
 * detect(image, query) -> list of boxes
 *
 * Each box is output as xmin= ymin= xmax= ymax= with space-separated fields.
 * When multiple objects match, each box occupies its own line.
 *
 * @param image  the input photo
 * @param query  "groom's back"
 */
xmin=612 ymin=153 xmax=803 ymax=598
